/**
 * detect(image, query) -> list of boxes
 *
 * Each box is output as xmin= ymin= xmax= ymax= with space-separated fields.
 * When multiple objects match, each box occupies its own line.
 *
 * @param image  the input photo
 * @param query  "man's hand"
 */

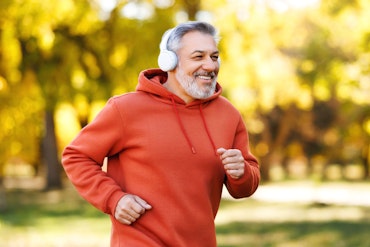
xmin=114 ymin=194 xmax=152 ymax=225
xmin=217 ymin=148 xmax=245 ymax=179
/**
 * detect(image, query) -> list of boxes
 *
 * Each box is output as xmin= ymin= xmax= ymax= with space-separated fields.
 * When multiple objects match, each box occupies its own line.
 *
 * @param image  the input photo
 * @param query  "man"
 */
xmin=62 ymin=21 xmax=260 ymax=247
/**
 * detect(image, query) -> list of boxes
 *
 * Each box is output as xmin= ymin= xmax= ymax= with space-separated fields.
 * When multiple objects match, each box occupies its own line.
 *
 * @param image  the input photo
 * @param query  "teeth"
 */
xmin=198 ymin=76 xmax=211 ymax=79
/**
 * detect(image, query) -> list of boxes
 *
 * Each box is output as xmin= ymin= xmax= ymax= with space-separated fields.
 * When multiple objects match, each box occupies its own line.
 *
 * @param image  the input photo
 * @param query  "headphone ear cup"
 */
xmin=158 ymin=50 xmax=178 ymax=72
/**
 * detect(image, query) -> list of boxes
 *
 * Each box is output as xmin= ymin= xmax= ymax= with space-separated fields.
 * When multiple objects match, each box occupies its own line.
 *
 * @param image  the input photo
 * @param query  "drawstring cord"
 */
xmin=170 ymin=96 xmax=196 ymax=154
xmin=169 ymin=96 xmax=217 ymax=155
xmin=199 ymin=105 xmax=218 ymax=156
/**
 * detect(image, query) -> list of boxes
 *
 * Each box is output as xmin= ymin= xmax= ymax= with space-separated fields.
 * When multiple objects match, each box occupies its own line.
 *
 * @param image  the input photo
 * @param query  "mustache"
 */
xmin=194 ymin=71 xmax=216 ymax=78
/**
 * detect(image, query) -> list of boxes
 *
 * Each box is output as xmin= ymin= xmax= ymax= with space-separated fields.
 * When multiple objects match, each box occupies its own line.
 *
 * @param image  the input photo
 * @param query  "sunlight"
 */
xmin=217 ymin=233 xmax=254 ymax=246
xmin=95 ymin=0 xmax=116 ymax=13
xmin=109 ymin=44 xmax=128 ymax=68
xmin=71 ymin=68 xmax=87 ymax=89
xmin=93 ymin=0 xmax=116 ymax=20
xmin=153 ymin=0 xmax=175 ymax=9
xmin=227 ymin=0 xmax=321 ymax=18
xmin=55 ymin=103 xmax=81 ymax=148
xmin=37 ymin=25 xmax=55 ymax=51
xmin=252 ymin=182 xmax=370 ymax=207
xmin=364 ymin=119 xmax=370 ymax=134
xmin=121 ymin=2 xmax=154 ymax=20
xmin=267 ymin=0 xmax=320 ymax=12
xmin=0 ymin=76 xmax=7 ymax=91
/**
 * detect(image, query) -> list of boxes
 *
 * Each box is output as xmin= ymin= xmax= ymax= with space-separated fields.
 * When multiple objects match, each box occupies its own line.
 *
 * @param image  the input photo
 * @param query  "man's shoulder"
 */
xmin=213 ymin=95 xmax=238 ymax=110
xmin=110 ymin=91 xmax=148 ymax=105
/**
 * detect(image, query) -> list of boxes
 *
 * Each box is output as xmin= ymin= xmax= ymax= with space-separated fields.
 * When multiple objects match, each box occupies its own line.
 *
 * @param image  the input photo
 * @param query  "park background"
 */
xmin=0 ymin=0 xmax=369 ymax=246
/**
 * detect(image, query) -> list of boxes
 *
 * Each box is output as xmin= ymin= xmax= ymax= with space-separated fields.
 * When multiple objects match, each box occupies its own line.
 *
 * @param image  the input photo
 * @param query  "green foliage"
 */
xmin=208 ymin=0 xmax=370 ymax=180
xmin=0 ymin=77 xmax=43 ymax=174
xmin=217 ymin=221 xmax=370 ymax=247
xmin=0 ymin=0 xmax=177 ymax=177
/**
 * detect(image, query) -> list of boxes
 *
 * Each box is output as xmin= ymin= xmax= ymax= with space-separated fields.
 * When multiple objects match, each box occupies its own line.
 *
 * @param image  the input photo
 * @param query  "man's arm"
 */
xmin=62 ymin=98 xmax=127 ymax=215
xmin=220 ymin=117 xmax=260 ymax=198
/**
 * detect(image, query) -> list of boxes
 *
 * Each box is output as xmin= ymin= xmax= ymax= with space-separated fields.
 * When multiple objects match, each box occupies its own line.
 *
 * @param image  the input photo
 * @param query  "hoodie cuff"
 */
xmin=226 ymin=163 xmax=249 ymax=184
xmin=105 ymin=190 xmax=127 ymax=215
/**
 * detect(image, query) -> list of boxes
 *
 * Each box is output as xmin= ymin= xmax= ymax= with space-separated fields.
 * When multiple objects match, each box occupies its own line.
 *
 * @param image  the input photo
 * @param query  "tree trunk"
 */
xmin=0 ymin=177 xmax=7 ymax=211
xmin=259 ymin=155 xmax=271 ymax=182
xmin=362 ymin=141 xmax=369 ymax=179
xmin=182 ymin=0 xmax=200 ymax=20
xmin=43 ymin=110 xmax=62 ymax=190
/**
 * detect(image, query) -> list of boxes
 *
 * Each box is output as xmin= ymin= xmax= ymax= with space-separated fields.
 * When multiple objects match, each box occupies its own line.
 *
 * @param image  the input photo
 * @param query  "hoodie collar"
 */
xmin=136 ymin=68 xmax=222 ymax=106
xmin=136 ymin=69 xmax=220 ymax=155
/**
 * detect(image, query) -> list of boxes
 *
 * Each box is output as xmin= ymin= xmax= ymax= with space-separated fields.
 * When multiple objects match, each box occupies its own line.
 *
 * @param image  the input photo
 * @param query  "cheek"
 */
xmin=215 ymin=64 xmax=220 ymax=73
xmin=178 ymin=61 xmax=202 ymax=74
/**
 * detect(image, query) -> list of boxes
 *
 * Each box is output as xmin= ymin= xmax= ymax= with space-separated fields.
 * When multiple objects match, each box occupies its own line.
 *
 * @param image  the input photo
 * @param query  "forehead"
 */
xmin=178 ymin=31 xmax=218 ymax=54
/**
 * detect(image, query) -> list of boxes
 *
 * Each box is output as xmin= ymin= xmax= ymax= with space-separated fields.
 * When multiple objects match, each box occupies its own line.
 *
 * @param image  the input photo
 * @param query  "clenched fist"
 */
xmin=115 ymin=194 xmax=152 ymax=225
xmin=217 ymin=148 xmax=245 ymax=179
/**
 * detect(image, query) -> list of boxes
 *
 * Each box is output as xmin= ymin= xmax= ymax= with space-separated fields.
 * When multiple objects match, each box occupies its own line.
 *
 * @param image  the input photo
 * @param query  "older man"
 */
xmin=62 ymin=21 xmax=260 ymax=247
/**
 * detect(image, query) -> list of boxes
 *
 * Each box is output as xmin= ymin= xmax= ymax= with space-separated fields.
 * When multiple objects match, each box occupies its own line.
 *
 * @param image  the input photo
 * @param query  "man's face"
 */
xmin=175 ymin=31 xmax=219 ymax=100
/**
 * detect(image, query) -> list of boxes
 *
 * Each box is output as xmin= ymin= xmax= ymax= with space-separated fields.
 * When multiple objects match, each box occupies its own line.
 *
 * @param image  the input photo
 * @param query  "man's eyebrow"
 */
xmin=191 ymin=50 xmax=219 ymax=55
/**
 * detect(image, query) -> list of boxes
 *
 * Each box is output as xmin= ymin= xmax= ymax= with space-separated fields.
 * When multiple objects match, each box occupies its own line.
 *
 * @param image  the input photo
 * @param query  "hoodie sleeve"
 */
xmin=61 ymin=98 xmax=126 ymax=215
xmin=224 ymin=116 xmax=260 ymax=198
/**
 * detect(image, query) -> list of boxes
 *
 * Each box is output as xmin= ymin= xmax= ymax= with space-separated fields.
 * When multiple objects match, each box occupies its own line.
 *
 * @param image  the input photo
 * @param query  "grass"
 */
xmin=215 ymin=192 xmax=370 ymax=247
xmin=1 ymin=182 xmax=370 ymax=247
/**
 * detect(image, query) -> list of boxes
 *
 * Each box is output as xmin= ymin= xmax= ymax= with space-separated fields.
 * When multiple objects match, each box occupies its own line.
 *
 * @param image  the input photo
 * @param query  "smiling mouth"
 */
xmin=195 ymin=72 xmax=216 ymax=80
xmin=197 ymin=75 xmax=213 ymax=80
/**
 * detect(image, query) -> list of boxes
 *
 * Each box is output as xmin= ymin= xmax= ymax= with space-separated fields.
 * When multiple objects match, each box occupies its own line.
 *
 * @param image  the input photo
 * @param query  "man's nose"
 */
xmin=202 ymin=57 xmax=219 ymax=71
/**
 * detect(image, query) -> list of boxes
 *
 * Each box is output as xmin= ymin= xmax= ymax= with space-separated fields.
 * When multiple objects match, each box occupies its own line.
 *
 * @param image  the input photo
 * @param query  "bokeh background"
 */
xmin=0 ymin=0 xmax=369 ymax=246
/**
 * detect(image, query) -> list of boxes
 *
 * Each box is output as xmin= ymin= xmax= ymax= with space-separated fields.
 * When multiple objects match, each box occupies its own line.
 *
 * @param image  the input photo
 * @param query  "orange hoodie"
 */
xmin=62 ymin=69 xmax=260 ymax=247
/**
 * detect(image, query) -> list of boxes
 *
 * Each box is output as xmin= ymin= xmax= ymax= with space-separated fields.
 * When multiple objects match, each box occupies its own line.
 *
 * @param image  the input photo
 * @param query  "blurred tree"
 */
xmin=208 ymin=0 xmax=370 ymax=181
xmin=0 ymin=0 xmax=202 ymax=191
xmin=11 ymin=0 xmax=107 ymax=189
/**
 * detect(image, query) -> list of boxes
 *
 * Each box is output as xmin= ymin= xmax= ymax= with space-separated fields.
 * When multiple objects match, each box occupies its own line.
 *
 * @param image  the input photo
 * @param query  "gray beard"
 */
xmin=176 ymin=68 xmax=217 ymax=99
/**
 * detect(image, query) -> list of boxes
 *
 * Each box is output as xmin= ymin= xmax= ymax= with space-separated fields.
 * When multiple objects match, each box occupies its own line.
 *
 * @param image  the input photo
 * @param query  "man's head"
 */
xmin=158 ymin=21 xmax=220 ymax=71
xmin=158 ymin=21 xmax=221 ymax=102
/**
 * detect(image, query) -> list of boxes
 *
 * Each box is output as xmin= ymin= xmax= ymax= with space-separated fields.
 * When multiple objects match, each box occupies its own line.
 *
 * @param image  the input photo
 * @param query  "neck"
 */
xmin=163 ymin=78 xmax=193 ymax=104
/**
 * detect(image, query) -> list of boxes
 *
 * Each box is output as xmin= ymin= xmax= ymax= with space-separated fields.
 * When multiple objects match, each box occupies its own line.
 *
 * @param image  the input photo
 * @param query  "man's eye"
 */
xmin=192 ymin=56 xmax=203 ymax=61
xmin=212 ymin=56 xmax=219 ymax=61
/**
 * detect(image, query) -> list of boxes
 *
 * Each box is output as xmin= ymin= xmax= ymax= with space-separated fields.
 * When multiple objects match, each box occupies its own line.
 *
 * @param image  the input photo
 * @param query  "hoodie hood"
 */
xmin=136 ymin=68 xmax=222 ymax=105
xmin=136 ymin=68 xmax=222 ymax=154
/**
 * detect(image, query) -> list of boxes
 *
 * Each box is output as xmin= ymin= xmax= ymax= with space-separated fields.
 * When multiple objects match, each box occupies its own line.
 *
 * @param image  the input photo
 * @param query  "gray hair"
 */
xmin=166 ymin=21 xmax=220 ymax=53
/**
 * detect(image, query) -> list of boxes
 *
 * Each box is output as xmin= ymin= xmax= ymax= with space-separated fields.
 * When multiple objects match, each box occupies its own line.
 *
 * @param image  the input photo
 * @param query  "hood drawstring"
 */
xmin=199 ymin=105 xmax=218 ymax=156
xmin=170 ymin=96 xmax=197 ymax=154
xmin=169 ymin=96 xmax=217 ymax=155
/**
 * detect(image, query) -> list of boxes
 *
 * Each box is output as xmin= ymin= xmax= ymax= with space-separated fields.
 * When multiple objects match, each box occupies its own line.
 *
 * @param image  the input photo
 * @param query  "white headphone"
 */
xmin=158 ymin=28 xmax=177 ymax=71
xmin=157 ymin=27 xmax=221 ymax=71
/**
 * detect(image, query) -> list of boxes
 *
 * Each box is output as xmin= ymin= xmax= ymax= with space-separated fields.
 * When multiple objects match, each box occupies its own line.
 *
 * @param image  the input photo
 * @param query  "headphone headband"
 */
xmin=159 ymin=28 xmax=174 ymax=51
